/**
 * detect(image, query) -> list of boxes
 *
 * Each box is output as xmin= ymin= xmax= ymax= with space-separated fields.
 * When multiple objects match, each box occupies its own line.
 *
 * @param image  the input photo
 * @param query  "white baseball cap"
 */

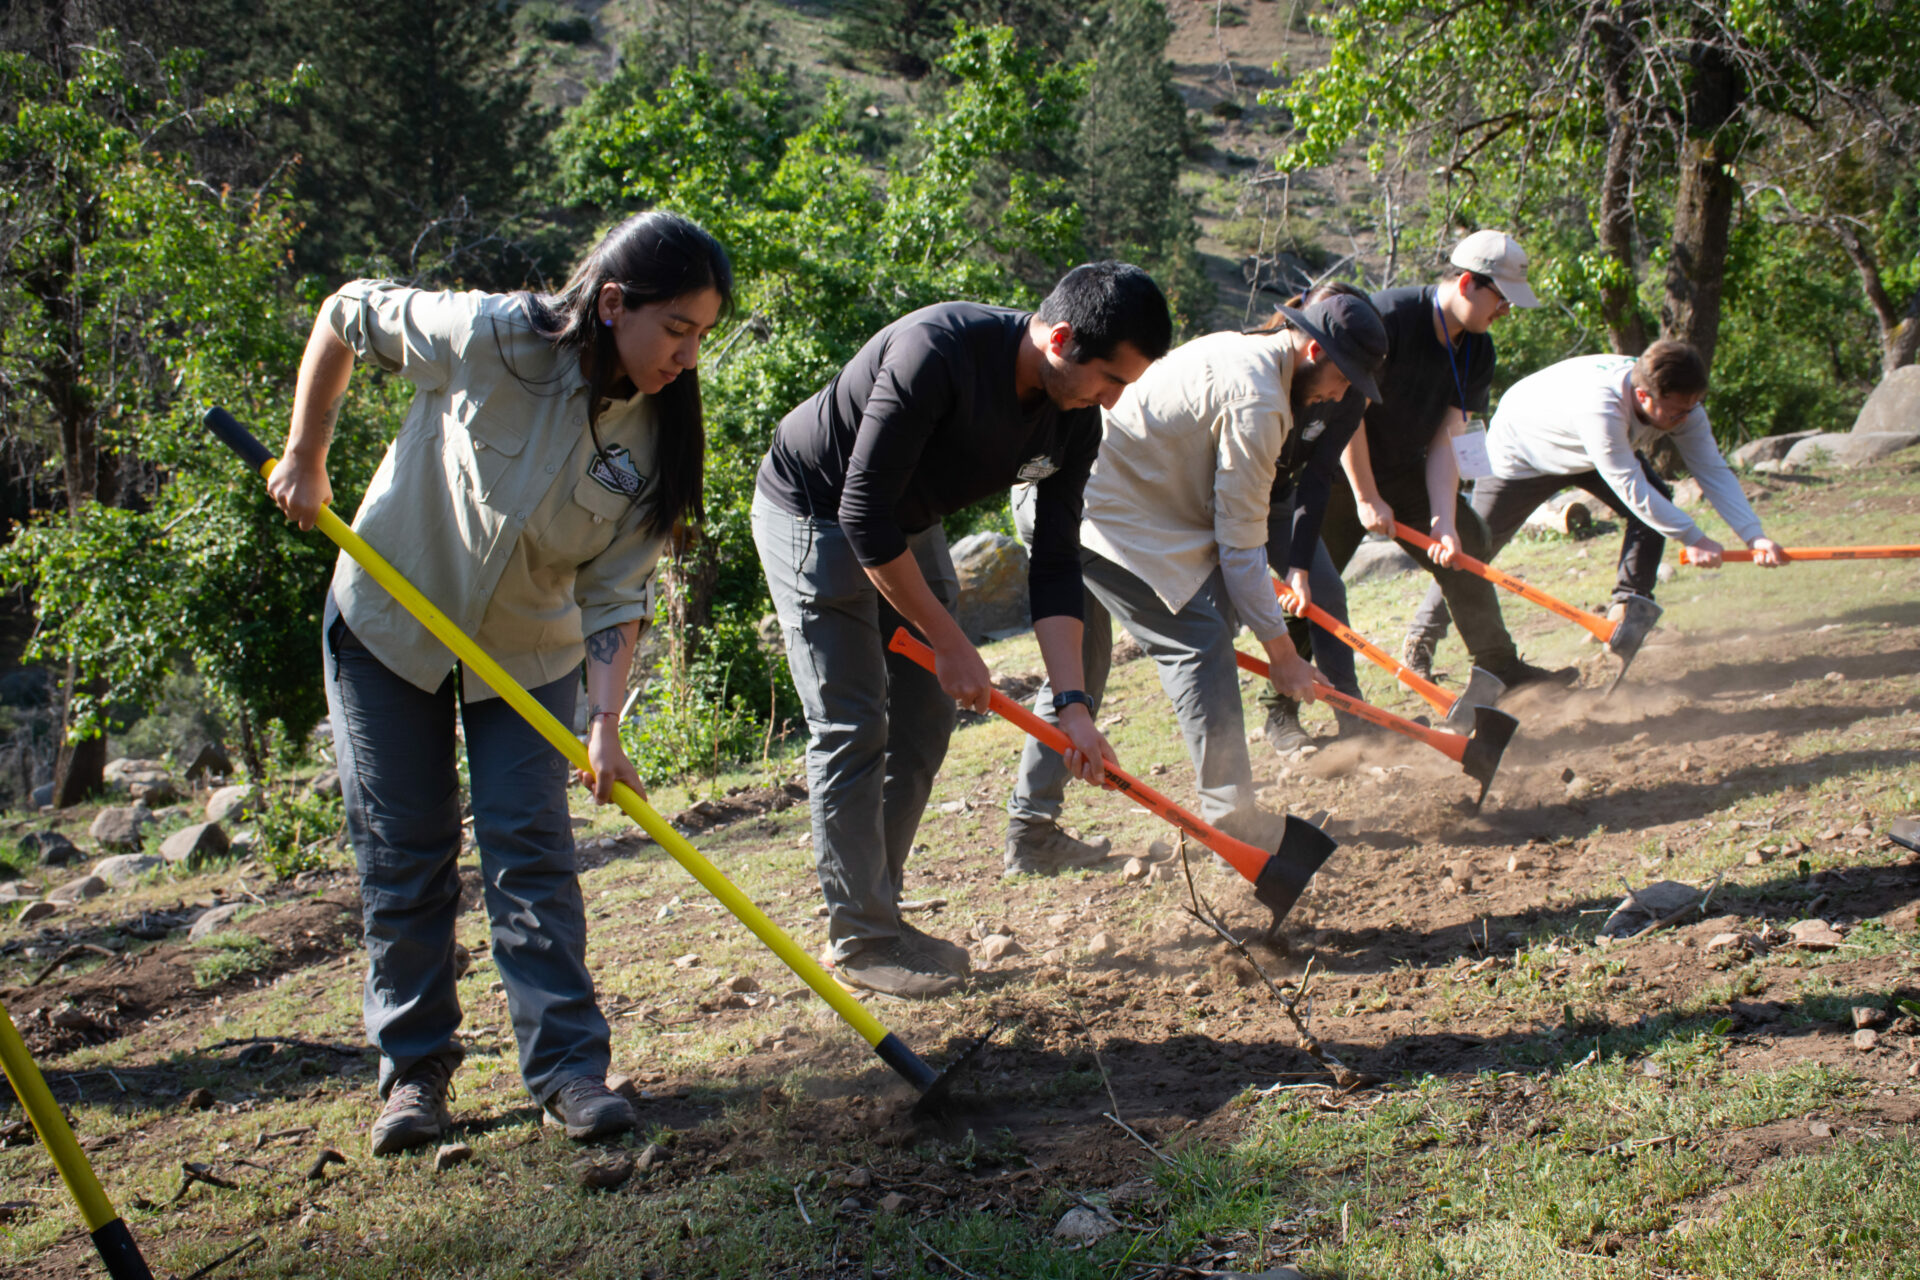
xmin=1449 ymin=230 xmax=1540 ymax=309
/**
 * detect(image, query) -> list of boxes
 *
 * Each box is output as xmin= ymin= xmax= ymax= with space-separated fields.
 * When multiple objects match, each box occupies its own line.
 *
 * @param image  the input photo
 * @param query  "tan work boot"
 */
xmin=836 ymin=938 xmax=962 ymax=999
xmin=369 ymin=1056 xmax=455 ymax=1156
xmin=1004 ymin=816 xmax=1112 ymax=877
xmin=900 ymin=921 xmax=971 ymax=977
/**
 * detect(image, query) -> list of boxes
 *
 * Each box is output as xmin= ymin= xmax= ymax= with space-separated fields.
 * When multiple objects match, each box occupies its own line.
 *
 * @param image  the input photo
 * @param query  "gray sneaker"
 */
xmin=369 ymin=1057 xmax=455 ymax=1156
xmin=1263 ymin=699 xmax=1313 ymax=757
xmin=1004 ymin=816 xmax=1112 ymax=877
xmin=900 ymin=921 xmax=972 ymax=976
xmin=836 ymin=938 xmax=963 ymax=999
xmin=543 ymin=1076 xmax=638 ymax=1141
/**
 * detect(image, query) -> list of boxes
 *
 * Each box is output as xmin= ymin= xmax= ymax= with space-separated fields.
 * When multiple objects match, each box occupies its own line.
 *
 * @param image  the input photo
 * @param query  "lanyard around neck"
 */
xmin=1434 ymin=294 xmax=1471 ymax=415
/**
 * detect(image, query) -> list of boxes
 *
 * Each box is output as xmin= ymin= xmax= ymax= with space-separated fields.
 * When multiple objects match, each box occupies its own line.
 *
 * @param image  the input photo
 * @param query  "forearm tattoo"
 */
xmin=586 ymin=626 xmax=629 ymax=666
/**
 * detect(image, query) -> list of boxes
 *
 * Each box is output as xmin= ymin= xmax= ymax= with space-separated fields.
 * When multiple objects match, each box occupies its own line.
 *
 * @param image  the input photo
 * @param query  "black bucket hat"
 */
xmin=1277 ymin=293 xmax=1389 ymax=405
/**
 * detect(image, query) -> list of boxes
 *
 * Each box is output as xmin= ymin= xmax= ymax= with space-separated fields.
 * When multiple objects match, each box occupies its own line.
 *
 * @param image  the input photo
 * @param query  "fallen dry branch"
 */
xmin=29 ymin=943 xmax=120 ymax=987
xmin=1177 ymin=836 xmax=1372 ymax=1091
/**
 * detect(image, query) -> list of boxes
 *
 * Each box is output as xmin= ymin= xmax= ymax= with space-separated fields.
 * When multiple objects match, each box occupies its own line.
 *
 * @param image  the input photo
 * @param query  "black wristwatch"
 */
xmin=1052 ymin=690 xmax=1095 ymax=714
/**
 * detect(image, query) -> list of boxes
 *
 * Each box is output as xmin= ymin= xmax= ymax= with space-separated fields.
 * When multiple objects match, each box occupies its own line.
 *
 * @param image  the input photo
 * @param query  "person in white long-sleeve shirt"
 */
xmin=1403 ymin=339 xmax=1784 ymax=658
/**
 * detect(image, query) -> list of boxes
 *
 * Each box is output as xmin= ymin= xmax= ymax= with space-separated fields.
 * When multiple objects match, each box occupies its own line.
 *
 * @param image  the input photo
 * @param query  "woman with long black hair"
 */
xmin=269 ymin=211 xmax=732 ymax=1155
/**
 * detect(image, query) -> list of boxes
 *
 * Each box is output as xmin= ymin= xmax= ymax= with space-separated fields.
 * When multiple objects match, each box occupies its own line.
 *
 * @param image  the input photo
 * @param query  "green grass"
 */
xmin=189 ymin=931 xmax=273 ymax=988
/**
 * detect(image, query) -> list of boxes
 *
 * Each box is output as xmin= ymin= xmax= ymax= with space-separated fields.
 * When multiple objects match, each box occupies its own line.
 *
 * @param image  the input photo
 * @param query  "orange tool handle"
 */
xmin=885 ymin=628 xmax=1270 ymax=885
xmin=1683 ymin=544 xmax=1920 ymax=564
xmin=1395 ymin=525 xmax=1614 ymax=643
xmin=1270 ymin=582 xmax=1458 ymax=717
xmin=1234 ymin=650 xmax=1467 ymax=765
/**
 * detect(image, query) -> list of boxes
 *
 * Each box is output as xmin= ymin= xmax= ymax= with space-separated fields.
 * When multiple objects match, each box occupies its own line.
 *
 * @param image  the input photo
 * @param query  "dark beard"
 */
xmin=1289 ymin=359 xmax=1346 ymax=419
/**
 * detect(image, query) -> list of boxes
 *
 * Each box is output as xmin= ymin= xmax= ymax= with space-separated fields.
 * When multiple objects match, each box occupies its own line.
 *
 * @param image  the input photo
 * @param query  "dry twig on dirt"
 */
xmin=28 ymin=943 xmax=119 ymax=987
xmin=1176 ymin=836 xmax=1371 ymax=1091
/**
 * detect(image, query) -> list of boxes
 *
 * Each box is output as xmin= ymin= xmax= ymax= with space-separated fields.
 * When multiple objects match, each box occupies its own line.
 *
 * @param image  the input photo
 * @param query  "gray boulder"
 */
xmin=31 ymin=782 xmax=53 ymax=808
xmin=160 ymin=822 xmax=230 ymax=868
xmin=1784 ymin=431 xmax=1920 ymax=470
xmin=1851 ymin=364 xmax=1920 ymax=434
xmin=18 ymin=901 xmax=58 ymax=925
xmin=128 ymin=775 xmax=180 ymax=807
xmin=185 ymin=742 xmax=233 ymax=783
xmin=1729 ymin=431 xmax=1821 ymax=468
xmin=93 ymin=854 xmax=163 ymax=886
xmin=1345 ymin=538 xmax=1421 ymax=583
xmin=20 ymin=830 xmax=81 ymax=868
xmin=89 ymin=805 xmax=154 ymax=852
xmin=308 ymin=769 xmax=341 ymax=798
xmin=206 ymin=785 xmax=259 ymax=824
xmin=46 ymin=874 xmax=108 ymax=903
xmin=104 ymin=757 xmax=169 ymax=786
xmin=951 ymin=531 xmax=1031 ymax=641
xmin=189 ymin=902 xmax=248 ymax=941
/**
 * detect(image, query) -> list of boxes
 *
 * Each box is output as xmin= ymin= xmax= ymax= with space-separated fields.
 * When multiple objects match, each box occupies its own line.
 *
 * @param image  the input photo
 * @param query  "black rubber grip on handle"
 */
xmin=203 ymin=405 xmax=274 ymax=473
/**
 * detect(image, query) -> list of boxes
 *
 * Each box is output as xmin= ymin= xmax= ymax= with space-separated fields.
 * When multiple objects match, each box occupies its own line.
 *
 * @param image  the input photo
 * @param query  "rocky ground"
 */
xmin=2 ymin=459 xmax=1919 ymax=1278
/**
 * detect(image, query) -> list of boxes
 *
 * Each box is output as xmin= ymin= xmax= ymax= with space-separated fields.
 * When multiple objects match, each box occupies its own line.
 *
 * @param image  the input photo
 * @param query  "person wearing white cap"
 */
xmin=1318 ymin=230 xmax=1574 ymax=690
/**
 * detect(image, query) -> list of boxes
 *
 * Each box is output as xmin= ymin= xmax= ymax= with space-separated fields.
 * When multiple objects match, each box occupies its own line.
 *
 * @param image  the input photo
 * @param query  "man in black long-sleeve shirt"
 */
xmin=752 ymin=263 xmax=1172 ymax=999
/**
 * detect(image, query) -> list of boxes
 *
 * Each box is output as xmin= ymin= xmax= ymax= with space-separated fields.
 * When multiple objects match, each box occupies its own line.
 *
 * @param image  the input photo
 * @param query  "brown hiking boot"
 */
xmin=543 ymin=1076 xmax=638 ymax=1141
xmin=369 ymin=1057 xmax=455 ymax=1156
xmin=1402 ymin=634 xmax=1436 ymax=682
xmin=900 ymin=921 xmax=971 ymax=977
xmin=836 ymin=938 xmax=963 ymax=999
xmin=1004 ymin=816 xmax=1112 ymax=877
xmin=1263 ymin=699 xmax=1313 ymax=757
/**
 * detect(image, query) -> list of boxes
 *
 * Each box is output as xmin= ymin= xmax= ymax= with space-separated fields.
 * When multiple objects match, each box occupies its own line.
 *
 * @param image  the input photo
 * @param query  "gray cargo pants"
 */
xmin=324 ymin=599 xmax=609 ymax=1105
xmin=751 ymin=492 xmax=960 ymax=963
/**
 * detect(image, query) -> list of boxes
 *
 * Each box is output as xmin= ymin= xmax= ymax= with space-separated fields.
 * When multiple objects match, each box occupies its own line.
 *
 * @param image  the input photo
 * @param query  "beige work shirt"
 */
xmin=323 ymin=280 xmax=669 ymax=699
xmin=1080 ymin=330 xmax=1297 ymax=615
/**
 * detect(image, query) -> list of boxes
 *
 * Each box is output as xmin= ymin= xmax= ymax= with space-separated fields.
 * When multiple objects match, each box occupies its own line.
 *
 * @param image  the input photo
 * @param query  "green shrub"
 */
xmin=253 ymin=783 xmax=346 ymax=880
xmin=191 ymin=931 xmax=271 ymax=988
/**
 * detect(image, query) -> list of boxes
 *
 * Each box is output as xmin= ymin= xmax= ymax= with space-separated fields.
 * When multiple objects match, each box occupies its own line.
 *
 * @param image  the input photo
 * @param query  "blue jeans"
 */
xmin=751 ymin=493 xmax=960 ymax=963
xmin=325 ymin=601 xmax=609 ymax=1103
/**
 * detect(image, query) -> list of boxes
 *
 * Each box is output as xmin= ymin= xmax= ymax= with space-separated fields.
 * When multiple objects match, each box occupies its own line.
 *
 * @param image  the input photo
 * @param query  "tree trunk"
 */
xmin=1660 ymin=44 xmax=1745 ymax=372
xmin=660 ymin=530 xmax=718 ymax=677
xmin=1594 ymin=7 xmax=1649 ymax=355
xmin=50 ymin=660 xmax=105 ymax=806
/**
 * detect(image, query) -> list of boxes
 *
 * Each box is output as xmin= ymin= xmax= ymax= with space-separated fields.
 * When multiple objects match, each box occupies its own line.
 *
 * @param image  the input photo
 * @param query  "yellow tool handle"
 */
xmin=0 ymin=1002 xmax=153 ymax=1277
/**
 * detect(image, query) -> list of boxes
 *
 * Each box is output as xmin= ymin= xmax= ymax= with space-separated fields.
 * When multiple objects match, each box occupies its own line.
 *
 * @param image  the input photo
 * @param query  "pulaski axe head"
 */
xmin=1251 ymin=814 xmax=1339 ymax=933
xmin=904 ymin=1021 xmax=1001 ymax=1119
xmin=1459 ymin=703 xmax=1520 ymax=809
xmin=1443 ymin=666 xmax=1507 ymax=732
xmin=1602 ymin=594 xmax=1662 ymax=695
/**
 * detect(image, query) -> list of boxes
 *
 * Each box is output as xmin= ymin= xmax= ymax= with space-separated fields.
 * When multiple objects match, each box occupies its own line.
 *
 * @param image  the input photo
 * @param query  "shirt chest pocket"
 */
xmin=537 ymin=473 xmax=632 ymax=565
xmin=448 ymin=390 xmax=530 ymax=504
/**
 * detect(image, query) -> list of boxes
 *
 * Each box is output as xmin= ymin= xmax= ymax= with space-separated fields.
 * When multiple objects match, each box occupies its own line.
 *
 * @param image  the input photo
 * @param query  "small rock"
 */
xmin=977 ymin=933 xmax=1022 ymax=962
xmin=183 ymin=1087 xmax=216 ymax=1111
xmin=1744 ymin=848 xmax=1770 ymax=866
xmin=160 ymin=822 xmax=230 ymax=867
xmin=605 ymin=1075 xmax=642 ymax=1106
xmin=1809 ymin=1120 xmax=1833 ymax=1138
xmin=671 ymin=953 xmax=701 ymax=970
xmin=637 ymin=1142 xmax=667 ymax=1172
xmin=308 ymin=769 xmax=342 ymax=797
xmin=17 ymin=901 xmax=58 ymax=925
xmin=936 ymin=800 xmax=965 ymax=814
xmin=1704 ymin=933 xmax=1746 ymax=953
xmin=1824 ymin=671 xmax=1846 ymax=684
xmin=1848 ymin=824 xmax=1873 ymax=838
xmin=46 ymin=874 xmax=107 ymax=903
xmin=877 ymin=1192 xmax=911 ymax=1215
xmin=1786 ymin=919 xmax=1844 ymax=950
xmin=574 ymin=1153 xmax=634 ymax=1190
xmin=1123 ymin=857 xmax=1149 ymax=881
xmin=20 ymin=831 xmax=81 ymax=867
xmin=1853 ymin=1006 xmax=1887 ymax=1029
xmin=434 ymin=1143 xmax=473 ymax=1172
xmin=1084 ymin=931 xmax=1115 ymax=956
xmin=1051 ymin=1206 xmax=1116 ymax=1243
xmin=1184 ymin=981 xmax=1210 ymax=998
xmin=128 ymin=776 xmax=179 ymax=807
xmin=189 ymin=903 xmax=248 ymax=941
xmin=842 ymin=1167 xmax=873 ymax=1189
xmin=1440 ymin=875 xmax=1468 ymax=896
xmin=88 ymin=807 xmax=151 ymax=852
xmin=1506 ymin=855 xmax=1533 ymax=874
xmin=205 ymin=785 xmax=259 ymax=825
xmin=1854 ymin=1029 xmax=1880 ymax=1052
xmin=724 ymin=974 xmax=759 ymax=993
xmin=452 ymin=942 xmax=472 ymax=979
xmin=1881 ymin=902 xmax=1920 ymax=931
xmin=1147 ymin=839 xmax=1172 ymax=861
xmin=837 ymin=1196 xmax=866 ymax=1215
xmin=92 ymin=854 xmax=162 ymax=886
xmin=1564 ymin=775 xmax=1592 ymax=799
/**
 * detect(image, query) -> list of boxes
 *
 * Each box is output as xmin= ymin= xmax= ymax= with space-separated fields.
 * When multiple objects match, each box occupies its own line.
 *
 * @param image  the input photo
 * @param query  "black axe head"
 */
xmin=1602 ymin=594 xmax=1663 ymax=694
xmin=905 ymin=1021 xmax=1001 ymax=1119
xmin=1252 ymin=814 xmax=1339 ymax=929
xmin=1459 ymin=703 xmax=1520 ymax=809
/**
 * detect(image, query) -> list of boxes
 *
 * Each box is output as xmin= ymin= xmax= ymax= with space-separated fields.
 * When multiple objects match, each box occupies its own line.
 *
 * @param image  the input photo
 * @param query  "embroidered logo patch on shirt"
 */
xmin=588 ymin=445 xmax=645 ymax=497
xmin=1015 ymin=455 xmax=1060 ymax=482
